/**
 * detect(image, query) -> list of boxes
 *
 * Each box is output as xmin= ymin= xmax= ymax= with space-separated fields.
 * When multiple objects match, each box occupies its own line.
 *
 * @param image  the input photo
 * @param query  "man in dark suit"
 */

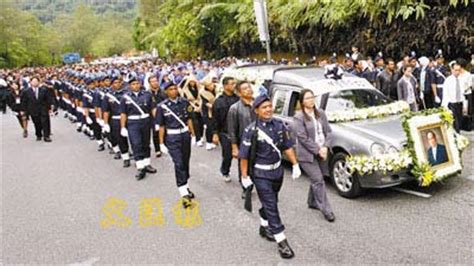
xmin=21 ymin=76 xmax=53 ymax=142
xmin=426 ymin=131 xmax=448 ymax=166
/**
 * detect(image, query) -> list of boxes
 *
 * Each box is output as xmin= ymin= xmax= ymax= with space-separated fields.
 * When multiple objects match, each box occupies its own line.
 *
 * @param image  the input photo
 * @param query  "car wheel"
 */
xmin=330 ymin=152 xmax=362 ymax=198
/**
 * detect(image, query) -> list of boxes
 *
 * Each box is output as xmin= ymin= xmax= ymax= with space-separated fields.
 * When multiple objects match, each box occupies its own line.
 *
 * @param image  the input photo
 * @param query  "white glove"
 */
xmin=160 ymin=144 xmax=168 ymax=154
xmin=292 ymin=164 xmax=302 ymax=180
xmin=242 ymin=177 xmax=253 ymax=189
xmin=102 ymin=124 xmax=110 ymax=133
xmin=191 ymin=136 xmax=196 ymax=146
xmin=86 ymin=116 xmax=93 ymax=125
xmin=420 ymin=92 xmax=424 ymax=100
xmin=97 ymin=119 xmax=104 ymax=127
xmin=120 ymin=127 xmax=128 ymax=137
xmin=155 ymin=124 xmax=160 ymax=131
xmin=435 ymin=96 xmax=441 ymax=103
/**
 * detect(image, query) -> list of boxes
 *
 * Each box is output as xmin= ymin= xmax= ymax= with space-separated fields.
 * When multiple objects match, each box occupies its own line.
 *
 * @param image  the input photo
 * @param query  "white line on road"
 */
xmin=391 ymin=187 xmax=432 ymax=198
xmin=69 ymin=257 xmax=100 ymax=265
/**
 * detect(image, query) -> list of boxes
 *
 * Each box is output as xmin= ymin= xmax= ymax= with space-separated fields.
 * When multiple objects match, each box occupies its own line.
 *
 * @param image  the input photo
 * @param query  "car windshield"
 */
xmin=325 ymin=88 xmax=392 ymax=112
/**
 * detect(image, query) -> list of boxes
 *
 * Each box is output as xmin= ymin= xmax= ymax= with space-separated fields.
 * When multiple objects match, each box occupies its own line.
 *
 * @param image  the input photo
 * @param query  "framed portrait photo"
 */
xmin=407 ymin=113 xmax=462 ymax=179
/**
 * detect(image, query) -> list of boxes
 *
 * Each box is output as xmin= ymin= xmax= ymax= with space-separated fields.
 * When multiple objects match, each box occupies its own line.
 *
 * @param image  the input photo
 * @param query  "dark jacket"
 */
xmin=376 ymin=69 xmax=400 ymax=100
xmin=293 ymin=109 xmax=333 ymax=163
xmin=21 ymin=86 xmax=53 ymax=116
xmin=427 ymin=144 xmax=448 ymax=166
xmin=211 ymin=92 xmax=239 ymax=134
xmin=227 ymin=99 xmax=256 ymax=145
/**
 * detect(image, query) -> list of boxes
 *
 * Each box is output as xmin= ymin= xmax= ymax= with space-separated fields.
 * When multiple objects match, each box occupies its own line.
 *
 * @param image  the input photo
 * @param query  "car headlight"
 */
xmin=387 ymin=145 xmax=399 ymax=154
xmin=370 ymin=143 xmax=385 ymax=156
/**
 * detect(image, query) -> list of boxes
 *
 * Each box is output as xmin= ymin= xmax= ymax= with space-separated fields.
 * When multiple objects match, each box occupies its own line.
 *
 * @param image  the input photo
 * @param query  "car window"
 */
xmin=272 ymin=89 xmax=287 ymax=115
xmin=325 ymin=89 xmax=391 ymax=112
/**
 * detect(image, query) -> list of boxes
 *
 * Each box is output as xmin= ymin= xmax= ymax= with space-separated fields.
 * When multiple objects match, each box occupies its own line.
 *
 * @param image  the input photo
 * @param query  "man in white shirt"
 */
xmin=441 ymin=63 xmax=464 ymax=132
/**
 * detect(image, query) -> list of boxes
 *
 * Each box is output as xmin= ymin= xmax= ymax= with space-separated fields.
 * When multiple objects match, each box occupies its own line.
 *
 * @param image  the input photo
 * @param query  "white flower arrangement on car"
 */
xmin=327 ymin=101 xmax=410 ymax=123
xmin=347 ymin=149 xmax=413 ymax=176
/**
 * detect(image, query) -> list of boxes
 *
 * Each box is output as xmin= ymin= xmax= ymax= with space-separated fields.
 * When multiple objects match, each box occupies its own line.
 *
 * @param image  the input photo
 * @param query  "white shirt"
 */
xmin=403 ymin=77 xmax=416 ymax=104
xmin=441 ymin=75 xmax=463 ymax=107
xmin=311 ymin=116 xmax=325 ymax=147
xmin=431 ymin=145 xmax=437 ymax=161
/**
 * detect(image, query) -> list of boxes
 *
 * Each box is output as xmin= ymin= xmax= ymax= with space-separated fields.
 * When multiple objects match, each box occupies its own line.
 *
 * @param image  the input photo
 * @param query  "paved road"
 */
xmin=1 ymin=112 xmax=473 ymax=264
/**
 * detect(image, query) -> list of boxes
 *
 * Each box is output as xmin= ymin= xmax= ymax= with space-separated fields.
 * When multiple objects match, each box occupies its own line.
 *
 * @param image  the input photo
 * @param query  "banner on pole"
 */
xmin=253 ymin=0 xmax=269 ymax=42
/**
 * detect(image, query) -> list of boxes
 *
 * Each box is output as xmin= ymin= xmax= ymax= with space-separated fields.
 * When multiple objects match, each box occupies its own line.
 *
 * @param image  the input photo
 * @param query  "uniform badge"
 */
xmin=187 ymin=106 xmax=193 ymax=113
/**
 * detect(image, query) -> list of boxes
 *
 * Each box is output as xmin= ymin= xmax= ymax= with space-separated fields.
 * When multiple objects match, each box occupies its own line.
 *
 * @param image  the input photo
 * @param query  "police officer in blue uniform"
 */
xmin=83 ymin=76 xmax=105 ymax=151
xmin=103 ymin=74 xmax=131 ymax=168
xmin=238 ymin=95 xmax=302 ymax=259
xmin=434 ymin=50 xmax=448 ymax=106
xmin=119 ymin=74 xmax=157 ymax=180
xmin=156 ymin=81 xmax=196 ymax=208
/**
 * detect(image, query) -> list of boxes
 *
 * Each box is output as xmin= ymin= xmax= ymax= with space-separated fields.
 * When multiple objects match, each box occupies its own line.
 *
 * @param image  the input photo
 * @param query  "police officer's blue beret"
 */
xmin=253 ymin=94 xmax=271 ymax=109
xmin=162 ymin=81 xmax=176 ymax=90
xmin=128 ymin=76 xmax=138 ymax=84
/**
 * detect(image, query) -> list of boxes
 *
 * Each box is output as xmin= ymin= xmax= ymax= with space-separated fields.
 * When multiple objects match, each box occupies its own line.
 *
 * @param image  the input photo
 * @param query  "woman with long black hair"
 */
xmin=293 ymin=89 xmax=335 ymax=222
xmin=7 ymin=80 xmax=28 ymax=138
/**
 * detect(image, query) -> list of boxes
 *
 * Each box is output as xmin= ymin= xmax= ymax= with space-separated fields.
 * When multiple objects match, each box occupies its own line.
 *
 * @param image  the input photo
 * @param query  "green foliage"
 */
xmin=1 ymin=1 xmax=135 ymax=68
xmin=135 ymin=0 xmax=473 ymax=60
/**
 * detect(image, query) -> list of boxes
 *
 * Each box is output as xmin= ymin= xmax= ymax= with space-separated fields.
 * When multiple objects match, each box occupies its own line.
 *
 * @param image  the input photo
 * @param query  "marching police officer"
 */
xmin=238 ymin=94 xmax=302 ymax=259
xmin=156 ymin=81 xmax=196 ymax=208
xmin=119 ymin=74 xmax=157 ymax=180
xmin=434 ymin=50 xmax=448 ymax=106
xmin=83 ymin=76 xmax=105 ymax=151
xmin=102 ymin=75 xmax=131 ymax=168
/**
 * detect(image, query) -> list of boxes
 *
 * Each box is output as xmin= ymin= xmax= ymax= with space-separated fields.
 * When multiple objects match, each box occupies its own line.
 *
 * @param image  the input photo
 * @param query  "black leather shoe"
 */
xmin=76 ymin=127 xmax=82 ymax=132
xmin=277 ymin=239 xmax=295 ymax=259
xmin=144 ymin=165 xmax=157 ymax=173
xmin=259 ymin=226 xmax=275 ymax=242
xmin=36 ymin=136 xmax=42 ymax=141
xmin=23 ymin=130 xmax=28 ymax=138
xmin=323 ymin=212 xmax=335 ymax=222
xmin=97 ymin=144 xmax=105 ymax=151
xmin=44 ymin=137 xmax=52 ymax=142
xmin=155 ymin=151 xmax=162 ymax=158
xmin=123 ymin=160 xmax=131 ymax=168
xmin=187 ymin=188 xmax=195 ymax=199
xmin=181 ymin=195 xmax=193 ymax=208
xmin=135 ymin=169 xmax=146 ymax=180
xmin=114 ymin=153 xmax=121 ymax=160
xmin=109 ymin=149 xmax=115 ymax=154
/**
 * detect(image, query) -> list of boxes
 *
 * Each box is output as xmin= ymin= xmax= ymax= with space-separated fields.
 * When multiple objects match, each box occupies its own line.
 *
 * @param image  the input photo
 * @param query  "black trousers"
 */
xmin=110 ymin=119 xmax=129 ymax=154
xmin=31 ymin=114 xmax=50 ymax=138
xmin=254 ymin=177 xmax=284 ymax=235
xmin=151 ymin=122 xmax=161 ymax=153
xmin=128 ymin=119 xmax=151 ymax=161
xmin=423 ymin=91 xmax=435 ymax=109
xmin=448 ymin=102 xmax=463 ymax=133
xmin=89 ymin=113 xmax=102 ymax=141
xmin=219 ymin=133 xmax=232 ymax=176
xmin=166 ymin=132 xmax=191 ymax=187
xmin=191 ymin=112 xmax=204 ymax=141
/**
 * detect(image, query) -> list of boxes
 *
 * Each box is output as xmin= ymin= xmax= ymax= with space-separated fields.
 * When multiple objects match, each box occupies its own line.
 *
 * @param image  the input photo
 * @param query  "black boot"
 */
xmin=135 ymin=169 xmax=146 ymax=180
xmin=97 ymin=144 xmax=105 ymax=151
xmin=187 ymin=188 xmax=195 ymax=199
xmin=114 ymin=153 xmax=121 ymax=160
xmin=259 ymin=226 xmax=275 ymax=242
xmin=144 ymin=165 xmax=157 ymax=173
xmin=181 ymin=195 xmax=193 ymax=209
xmin=123 ymin=160 xmax=131 ymax=168
xmin=277 ymin=239 xmax=295 ymax=259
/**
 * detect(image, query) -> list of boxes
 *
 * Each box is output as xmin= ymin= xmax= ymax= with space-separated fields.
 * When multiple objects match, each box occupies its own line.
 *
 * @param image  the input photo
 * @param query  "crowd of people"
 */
xmin=0 ymin=50 xmax=473 ymax=259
